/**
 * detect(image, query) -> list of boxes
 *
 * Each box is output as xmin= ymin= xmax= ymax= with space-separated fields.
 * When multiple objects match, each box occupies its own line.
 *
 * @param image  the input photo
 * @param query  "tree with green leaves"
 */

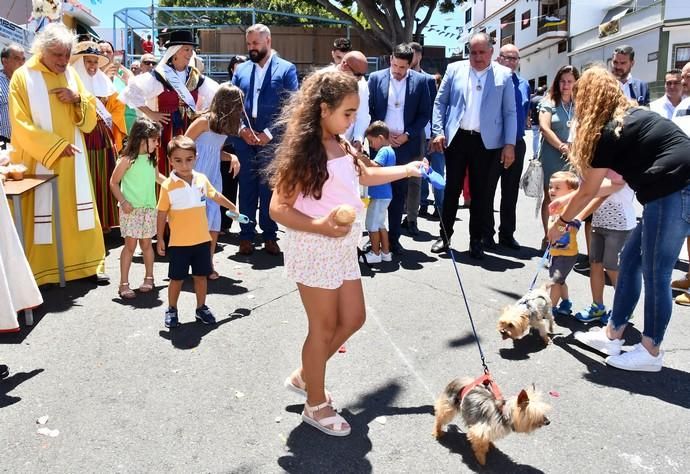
xmin=159 ymin=0 xmax=468 ymax=52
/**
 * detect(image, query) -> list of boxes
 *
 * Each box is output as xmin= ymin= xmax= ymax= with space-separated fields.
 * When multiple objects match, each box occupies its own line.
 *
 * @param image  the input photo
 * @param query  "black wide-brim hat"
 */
xmin=165 ymin=30 xmax=198 ymax=47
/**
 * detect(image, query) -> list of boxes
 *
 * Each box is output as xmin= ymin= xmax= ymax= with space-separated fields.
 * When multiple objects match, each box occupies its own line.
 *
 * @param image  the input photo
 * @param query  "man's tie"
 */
xmin=247 ymin=64 xmax=257 ymax=119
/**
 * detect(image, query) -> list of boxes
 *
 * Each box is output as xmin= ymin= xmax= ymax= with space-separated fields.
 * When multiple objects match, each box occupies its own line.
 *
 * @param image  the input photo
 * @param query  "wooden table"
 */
xmin=3 ymin=174 xmax=65 ymax=325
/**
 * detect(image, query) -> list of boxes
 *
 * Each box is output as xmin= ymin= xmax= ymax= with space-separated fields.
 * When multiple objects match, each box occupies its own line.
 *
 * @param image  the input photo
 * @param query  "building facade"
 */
xmin=570 ymin=0 xmax=690 ymax=98
xmin=458 ymin=0 xmax=569 ymax=92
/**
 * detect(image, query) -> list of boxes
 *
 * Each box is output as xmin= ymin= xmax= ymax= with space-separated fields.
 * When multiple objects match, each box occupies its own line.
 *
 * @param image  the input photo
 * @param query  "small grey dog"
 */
xmin=497 ymin=284 xmax=554 ymax=345
xmin=433 ymin=377 xmax=551 ymax=465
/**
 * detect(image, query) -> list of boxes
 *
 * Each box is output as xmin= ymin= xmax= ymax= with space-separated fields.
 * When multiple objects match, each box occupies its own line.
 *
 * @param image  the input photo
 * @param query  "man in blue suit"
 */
xmin=368 ymin=43 xmax=432 ymax=254
xmin=611 ymin=45 xmax=650 ymax=106
xmin=430 ymin=32 xmax=516 ymax=259
xmin=232 ymin=24 xmax=299 ymax=256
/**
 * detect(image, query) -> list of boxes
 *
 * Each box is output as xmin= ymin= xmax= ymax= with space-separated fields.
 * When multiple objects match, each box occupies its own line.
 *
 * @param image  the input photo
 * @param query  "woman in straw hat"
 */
xmin=119 ymin=30 xmax=218 ymax=174
xmin=71 ymin=40 xmax=126 ymax=231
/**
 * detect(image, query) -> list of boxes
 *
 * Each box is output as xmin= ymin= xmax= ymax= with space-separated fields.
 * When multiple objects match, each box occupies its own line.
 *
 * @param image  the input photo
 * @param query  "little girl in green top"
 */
xmin=110 ymin=117 xmax=166 ymax=299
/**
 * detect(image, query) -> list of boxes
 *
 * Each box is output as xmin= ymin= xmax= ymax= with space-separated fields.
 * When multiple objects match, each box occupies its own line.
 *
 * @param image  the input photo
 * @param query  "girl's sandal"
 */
xmin=118 ymin=283 xmax=136 ymax=299
xmin=284 ymin=371 xmax=333 ymax=403
xmin=302 ymin=401 xmax=351 ymax=437
xmin=208 ymin=270 xmax=220 ymax=280
xmin=139 ymin=277 xmax=154 ymax=293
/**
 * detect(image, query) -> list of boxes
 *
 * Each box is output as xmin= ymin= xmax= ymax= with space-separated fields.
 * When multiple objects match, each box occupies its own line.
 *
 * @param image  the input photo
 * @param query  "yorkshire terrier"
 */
xmin=497 ymin=284 xmax=554 ymax=345
xmin=433 ymin=377 xmax=551 ymax=465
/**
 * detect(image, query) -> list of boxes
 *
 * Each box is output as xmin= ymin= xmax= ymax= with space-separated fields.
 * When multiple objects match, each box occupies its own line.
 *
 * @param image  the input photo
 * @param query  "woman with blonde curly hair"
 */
xmin=548 ymin=66 xmax=690 ymax=372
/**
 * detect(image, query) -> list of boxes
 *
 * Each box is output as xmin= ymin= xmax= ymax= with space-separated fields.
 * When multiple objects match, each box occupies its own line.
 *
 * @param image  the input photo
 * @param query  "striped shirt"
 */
xmin=0 ymin=71 xmax=10 ymax=139
xmin=157 ymin=170 xmax=218 ymax=247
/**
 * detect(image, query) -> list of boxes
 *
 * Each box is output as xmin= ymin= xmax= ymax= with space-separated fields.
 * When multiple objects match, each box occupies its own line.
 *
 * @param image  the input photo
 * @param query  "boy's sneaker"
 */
xmin=195 ymin=305 xmax=217 ymax=325
xmin=674 ymin=292 xmax=690 ymax=306
xmin=605 ymin=343 xmax=663 ymax=372
xmin=671 ymin=274 xmax=690 ymax=291
xmin=600 ymin=311 xmax=611 ymax=325
xmin=165 ymin=307 xmax=180 ymax=328
xmin=380 ymin=252 xmax=392 ymax=262
xmin=574 ymin=327 xmax=623 ymax=356
xmin=554 ymin=299 xmax=572 ymax=316
xmin=574 ymin=303 xmax=607 ymax=322
xmin=361 ymin=251 xmax=382 ymax=264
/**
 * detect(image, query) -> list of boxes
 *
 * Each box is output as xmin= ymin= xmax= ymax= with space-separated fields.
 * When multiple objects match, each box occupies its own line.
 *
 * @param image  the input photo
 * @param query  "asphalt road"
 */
xmin=1 ymin=132 xmax=688 ymax=473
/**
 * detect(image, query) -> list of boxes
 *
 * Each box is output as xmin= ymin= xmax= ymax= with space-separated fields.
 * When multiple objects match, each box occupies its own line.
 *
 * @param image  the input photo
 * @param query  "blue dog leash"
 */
xmin=528 ymin=246 xmax=551 ymax=291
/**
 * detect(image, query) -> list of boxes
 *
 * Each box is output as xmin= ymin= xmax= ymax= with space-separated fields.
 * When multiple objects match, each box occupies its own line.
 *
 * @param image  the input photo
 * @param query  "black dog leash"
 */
xmin=435 ymin=201 xmax=490 ymax=375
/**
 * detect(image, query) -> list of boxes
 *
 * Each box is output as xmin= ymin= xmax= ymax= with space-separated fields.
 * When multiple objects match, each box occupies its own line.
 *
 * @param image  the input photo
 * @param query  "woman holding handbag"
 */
xmin=538 ymin=65 xmax=579 ymax=248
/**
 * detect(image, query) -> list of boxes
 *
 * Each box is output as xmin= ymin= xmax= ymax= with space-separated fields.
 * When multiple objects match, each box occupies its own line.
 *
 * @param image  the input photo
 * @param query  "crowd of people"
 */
xmin=1 ymin=23 xmax=689 ymax=436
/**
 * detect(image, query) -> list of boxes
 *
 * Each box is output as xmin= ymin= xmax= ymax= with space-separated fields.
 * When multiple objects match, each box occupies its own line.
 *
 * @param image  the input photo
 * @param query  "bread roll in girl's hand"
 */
xmin=333 ymin=204 xmax=356 ymax=226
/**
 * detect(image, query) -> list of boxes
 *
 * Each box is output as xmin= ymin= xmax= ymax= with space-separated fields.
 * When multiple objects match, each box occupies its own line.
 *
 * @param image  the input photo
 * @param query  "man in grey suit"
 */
xmin=430 ymin=32 xmax=516 ymax=259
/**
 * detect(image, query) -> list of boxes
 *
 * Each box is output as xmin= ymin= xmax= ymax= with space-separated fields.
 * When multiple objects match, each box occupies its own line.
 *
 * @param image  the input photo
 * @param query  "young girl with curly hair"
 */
xmin=269 ymin=70 xmax=425 ymax=436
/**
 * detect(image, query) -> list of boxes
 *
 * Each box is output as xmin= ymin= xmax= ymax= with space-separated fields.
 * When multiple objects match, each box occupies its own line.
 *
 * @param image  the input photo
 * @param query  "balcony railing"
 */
xmin=538 ymin=6 xmax=568 ymax=36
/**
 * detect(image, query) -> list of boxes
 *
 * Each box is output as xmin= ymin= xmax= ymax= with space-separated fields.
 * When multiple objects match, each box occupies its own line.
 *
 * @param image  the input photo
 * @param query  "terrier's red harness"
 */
xmin=458 ymin=373 xmax=504 ymax=402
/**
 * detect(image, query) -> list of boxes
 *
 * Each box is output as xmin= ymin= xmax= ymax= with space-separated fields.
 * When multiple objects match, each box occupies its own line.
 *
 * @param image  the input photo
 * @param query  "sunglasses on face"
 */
xmin=143 ymin=60 xmax=157 ymax=66
xmin=344 ymin=60 xmax=366 ymax=78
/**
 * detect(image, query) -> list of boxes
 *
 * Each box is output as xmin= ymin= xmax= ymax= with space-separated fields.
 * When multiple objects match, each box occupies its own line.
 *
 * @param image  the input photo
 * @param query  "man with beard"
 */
xmin=610 ymin=45 xmax=649 ymax=106
xmin=231 ymin=24 xmax=299 ymax=256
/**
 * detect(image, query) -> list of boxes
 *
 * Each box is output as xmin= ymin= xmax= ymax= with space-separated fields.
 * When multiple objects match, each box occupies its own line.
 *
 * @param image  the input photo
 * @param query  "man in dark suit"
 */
xmin=429 ymin=32 xmax=516 ymax=259
xmin=368 ymin=43 xmax=432 ymax=254
xmin=405 ymin=41 xmax=438 ymax=234
xmin=611 ymin=45 xmax=650 ymax=106
xmin=484 ymin=43 xmax=531 ymax=250
xmin=232 ymin=24 xmax=299 ymax=256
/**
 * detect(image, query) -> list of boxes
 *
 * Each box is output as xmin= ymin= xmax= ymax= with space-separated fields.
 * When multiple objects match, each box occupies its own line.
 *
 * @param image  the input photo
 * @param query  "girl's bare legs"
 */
xmin=139 ymin=238 xmax=154 ymax=281
xmin=297 ymin=283 xmax=343 ymax=426
xmin=296 ymin=280 xmax=365 ymax=427
xmin=590 ymin=262 xmax=605 ymax=304
xmin=120 ymin=237 xmax=137 ymax=286
xmin=209 ymin=231 xmax=219 ymax=277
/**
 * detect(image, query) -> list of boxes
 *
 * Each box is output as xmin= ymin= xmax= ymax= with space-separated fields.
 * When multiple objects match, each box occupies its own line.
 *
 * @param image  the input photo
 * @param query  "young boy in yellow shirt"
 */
xmin=156 ymin=136 xmax=239 ymax=328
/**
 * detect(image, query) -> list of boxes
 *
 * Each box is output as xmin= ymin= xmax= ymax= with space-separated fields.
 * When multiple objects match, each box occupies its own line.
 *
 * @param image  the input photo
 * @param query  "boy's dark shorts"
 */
xmin=549 ymin=255 xmax=578 ymax=284
xmin=167 ymin=242 xmax=212 ymax=280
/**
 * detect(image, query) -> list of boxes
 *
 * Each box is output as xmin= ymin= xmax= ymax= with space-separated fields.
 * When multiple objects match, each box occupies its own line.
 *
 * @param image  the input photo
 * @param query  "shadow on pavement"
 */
xmin=554 ymin=336 xmax=690 ymax=409
xmin=448 ymin=332 xmax=480 ymax=349
xmin=278 ymin=382 xmax=433 ymax=474
xmin=0 ymin=368 xmax=44 ymax=408
xmin=158 ymin=309 xmax=250 ymax=349
xmin=177 ymin=275 xmax=248 ymax=297
xmin=498 ymin=333 xmax=549 ymax=360
xmin=438 ymin=249 xmax=526 ymax=272
xmin=435 ymin=425 xmax=546 ymax=473
xmin=226 ymin=251 xmax=284 ymax=271
xmin=112 ymin=284 xmax=165 ymax=309
xmin=1 ymin=278 xmax=106 ymax=344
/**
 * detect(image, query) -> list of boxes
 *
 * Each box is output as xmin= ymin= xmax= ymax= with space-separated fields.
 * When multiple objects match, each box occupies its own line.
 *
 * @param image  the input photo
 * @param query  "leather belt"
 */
xmin=459 ymin=129 xmax=480 ymax=136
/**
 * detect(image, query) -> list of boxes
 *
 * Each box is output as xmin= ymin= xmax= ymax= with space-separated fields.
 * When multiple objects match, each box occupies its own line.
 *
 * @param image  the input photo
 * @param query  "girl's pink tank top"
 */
xmin=293 ymin=155 xmax=365 ymax=218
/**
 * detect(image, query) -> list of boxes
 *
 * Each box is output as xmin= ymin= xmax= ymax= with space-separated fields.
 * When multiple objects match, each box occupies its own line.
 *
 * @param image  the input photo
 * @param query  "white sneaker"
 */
xmin=363 ymin=251 xmax=382 ymax=264
xmin=605 ymin=344 xmax=664 ymax=372
xmin=574 ymin=327 xmax=624 ymax=356
xmin=380 ymin=252 xmax=392 ymax=262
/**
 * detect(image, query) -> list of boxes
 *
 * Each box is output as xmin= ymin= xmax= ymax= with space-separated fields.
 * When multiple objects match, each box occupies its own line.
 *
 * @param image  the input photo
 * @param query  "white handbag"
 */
xmin=520 ymin=159 xmax=544 ymax=216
